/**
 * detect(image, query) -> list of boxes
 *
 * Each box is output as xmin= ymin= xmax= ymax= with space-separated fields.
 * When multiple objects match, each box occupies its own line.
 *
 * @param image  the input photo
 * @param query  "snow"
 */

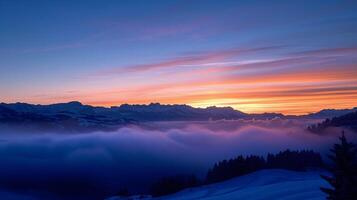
xmin=108 ymin=169 xmax=329 ymax=200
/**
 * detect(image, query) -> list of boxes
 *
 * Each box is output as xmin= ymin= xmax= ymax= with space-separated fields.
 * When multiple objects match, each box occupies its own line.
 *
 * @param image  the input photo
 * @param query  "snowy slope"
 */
xmin=108 ymin=169 xmax=329 ymax=200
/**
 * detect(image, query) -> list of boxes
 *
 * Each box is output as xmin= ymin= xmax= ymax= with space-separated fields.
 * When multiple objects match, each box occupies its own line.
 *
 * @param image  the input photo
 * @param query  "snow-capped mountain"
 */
xmin=1 ymin=101 xmax=356 ymax=132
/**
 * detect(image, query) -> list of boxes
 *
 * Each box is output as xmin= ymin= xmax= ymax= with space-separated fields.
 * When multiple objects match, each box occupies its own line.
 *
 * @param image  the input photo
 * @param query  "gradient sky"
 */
xmin=1 ymin=0 xmax=357 ymax=114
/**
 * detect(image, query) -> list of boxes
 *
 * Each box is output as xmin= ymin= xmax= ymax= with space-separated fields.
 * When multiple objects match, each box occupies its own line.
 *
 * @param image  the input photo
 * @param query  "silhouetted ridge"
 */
xmin=304 ymin=107 xmax=357 ymax=119
xmin=308 ymin=111 xmax=357 ymax=133
xmin=1 ymin=101 xmax=357 ymax=132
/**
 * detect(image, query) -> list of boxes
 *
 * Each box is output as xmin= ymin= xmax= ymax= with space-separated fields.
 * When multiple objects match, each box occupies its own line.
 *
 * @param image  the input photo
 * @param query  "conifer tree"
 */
xmin=321 ymin=131 xmax=357 ymax=200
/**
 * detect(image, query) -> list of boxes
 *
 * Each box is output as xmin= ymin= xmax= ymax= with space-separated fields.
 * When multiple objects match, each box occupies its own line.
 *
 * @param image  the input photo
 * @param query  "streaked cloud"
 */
xmin=1 ymin=1 xmax=357 ymax=115
xmin=95 ymin=45 xmax=286 ymax=75
xmin=32 ymin=45 xmax=354 ymax=115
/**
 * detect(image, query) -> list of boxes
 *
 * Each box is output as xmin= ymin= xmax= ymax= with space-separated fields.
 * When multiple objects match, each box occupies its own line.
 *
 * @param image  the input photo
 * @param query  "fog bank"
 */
xmin=0 ymin=119 xmax=354 ymax=199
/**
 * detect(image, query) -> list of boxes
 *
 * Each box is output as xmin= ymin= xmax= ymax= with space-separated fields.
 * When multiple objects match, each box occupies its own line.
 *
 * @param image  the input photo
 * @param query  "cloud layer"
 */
xmin=0 ymin=120 xmax=355 ymax=199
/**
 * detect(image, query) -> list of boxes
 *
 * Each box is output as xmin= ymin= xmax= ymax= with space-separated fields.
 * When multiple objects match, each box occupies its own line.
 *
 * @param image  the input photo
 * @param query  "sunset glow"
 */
xmin=1 ymin=1 xmax=357 ymax=114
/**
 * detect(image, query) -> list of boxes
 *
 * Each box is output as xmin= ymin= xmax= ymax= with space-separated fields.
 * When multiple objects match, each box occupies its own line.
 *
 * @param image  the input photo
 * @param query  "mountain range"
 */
xmin=1 ymin=101 xmax=356 ymax=133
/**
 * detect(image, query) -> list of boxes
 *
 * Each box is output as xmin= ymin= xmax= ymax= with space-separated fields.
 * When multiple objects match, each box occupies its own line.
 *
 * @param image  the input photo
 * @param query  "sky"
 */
xmin=0 ymin=0 xmax=357 ymax=115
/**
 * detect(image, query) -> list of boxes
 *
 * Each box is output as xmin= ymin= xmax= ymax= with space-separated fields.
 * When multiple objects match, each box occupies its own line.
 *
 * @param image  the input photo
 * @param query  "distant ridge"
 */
xmin=1 ymin=101 xmax=356 ymax=132
xmin=3 ymin=101 xmax=357 ymax=115
xmin=308 ymin=111 xmax=357 ymax=133
xmin=302 ymin=107 xmax=357 ymax=119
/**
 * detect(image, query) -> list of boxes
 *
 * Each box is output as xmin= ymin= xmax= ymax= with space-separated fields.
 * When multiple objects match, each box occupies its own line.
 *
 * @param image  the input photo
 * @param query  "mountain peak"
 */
xmin=66 ymin=101 xmax=83 ymax=106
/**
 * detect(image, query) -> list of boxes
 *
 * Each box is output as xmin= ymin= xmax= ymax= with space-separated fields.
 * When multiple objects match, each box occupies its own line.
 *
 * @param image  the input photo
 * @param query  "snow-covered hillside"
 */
xmin=108 ymin=169 xmax=329 ymax=200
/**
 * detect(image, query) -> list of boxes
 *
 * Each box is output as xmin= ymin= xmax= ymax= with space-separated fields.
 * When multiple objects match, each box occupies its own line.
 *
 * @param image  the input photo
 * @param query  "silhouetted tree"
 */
xmin=206 ymin=155 xmax=266 ymax=183
xmin=308 ymin=112 xmax=357 ymax=133
xmin=321 ymin=131 xmax=357 ymax=200
xmin=267 ymin=149 xmax=323 ymax=171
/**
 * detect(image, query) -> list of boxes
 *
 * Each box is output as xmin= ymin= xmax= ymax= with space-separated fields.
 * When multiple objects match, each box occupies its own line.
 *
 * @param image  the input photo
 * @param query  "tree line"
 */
xmin=120 ymin=131 xmax=357 ymax=199
xmin=308 ymin=111 xmax=357 ymax=133
xmin=150 ymin=149 xmax=323 ymax=196
xmin=206 ymin=149 xmax=323 ymax=184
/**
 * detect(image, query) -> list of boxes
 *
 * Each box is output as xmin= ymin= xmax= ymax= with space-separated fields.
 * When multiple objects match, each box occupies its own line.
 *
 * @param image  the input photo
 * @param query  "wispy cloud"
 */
xmin=8 ymin=45 xmax=357 ymax=115
xmin=76 ymin=45 xmax=357 ymax=114
xmin=94 ymin=45 xmax=286 ymax=75
xmin=292 ymin=47 xmax=357 ymax=57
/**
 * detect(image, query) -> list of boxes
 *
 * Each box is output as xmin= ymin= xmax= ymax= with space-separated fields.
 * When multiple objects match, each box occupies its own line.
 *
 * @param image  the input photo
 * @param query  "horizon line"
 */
xmin=1 ymin=100 xmax=356 ymax=117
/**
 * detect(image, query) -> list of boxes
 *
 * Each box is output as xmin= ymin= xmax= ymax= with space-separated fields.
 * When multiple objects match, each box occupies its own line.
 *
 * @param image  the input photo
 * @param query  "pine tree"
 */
xmin=321 ymin=131 xmax=357 ymax=200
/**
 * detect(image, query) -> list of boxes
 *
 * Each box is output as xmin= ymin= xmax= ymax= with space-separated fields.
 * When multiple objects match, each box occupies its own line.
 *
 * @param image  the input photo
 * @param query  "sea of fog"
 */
xmin=0 ymin=119 xmax=355 ymax=199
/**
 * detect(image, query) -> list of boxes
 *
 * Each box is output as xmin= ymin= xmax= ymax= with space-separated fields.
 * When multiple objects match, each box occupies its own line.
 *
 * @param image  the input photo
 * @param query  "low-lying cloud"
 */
xmin=0 ymin=119 xmax=355 ymax=199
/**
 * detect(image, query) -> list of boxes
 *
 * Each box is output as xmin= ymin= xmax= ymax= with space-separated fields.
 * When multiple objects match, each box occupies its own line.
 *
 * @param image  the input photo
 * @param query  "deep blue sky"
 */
xmin=1 ymin=0 xmax=357 ymax=114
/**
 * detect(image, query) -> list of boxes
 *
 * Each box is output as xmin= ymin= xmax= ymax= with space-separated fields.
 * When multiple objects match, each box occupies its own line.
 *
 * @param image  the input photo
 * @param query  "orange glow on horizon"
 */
xmin=2 ymin=47 xmax=357 ymax=115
